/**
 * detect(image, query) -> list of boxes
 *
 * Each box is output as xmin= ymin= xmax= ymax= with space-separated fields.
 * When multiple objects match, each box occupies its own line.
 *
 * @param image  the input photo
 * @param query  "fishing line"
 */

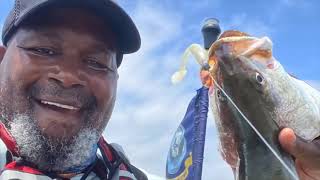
xmin=210 ymin=76 xmax=299 ymax=180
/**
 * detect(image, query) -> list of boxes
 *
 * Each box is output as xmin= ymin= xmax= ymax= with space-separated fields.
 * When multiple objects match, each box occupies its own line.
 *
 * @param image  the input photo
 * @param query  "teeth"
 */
xmin=40 ymin=100 xmax=79 ymax=110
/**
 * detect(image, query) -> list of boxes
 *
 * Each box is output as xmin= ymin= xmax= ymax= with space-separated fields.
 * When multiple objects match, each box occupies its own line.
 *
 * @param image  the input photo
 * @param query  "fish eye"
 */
xmin=255 ymin=72 xmax=264 ymax=84
xmin=217 ymin=89 xmax=226 ymax=102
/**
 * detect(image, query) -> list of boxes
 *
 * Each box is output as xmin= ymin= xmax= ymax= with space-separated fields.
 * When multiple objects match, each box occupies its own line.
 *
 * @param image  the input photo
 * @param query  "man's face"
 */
xmin=0 ymin=8 xmax=118 ymax=171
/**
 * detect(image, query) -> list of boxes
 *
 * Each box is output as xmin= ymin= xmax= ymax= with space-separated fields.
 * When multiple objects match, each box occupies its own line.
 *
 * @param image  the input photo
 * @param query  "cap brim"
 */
xmin=14 ymin=0 xmax=141 ymax=54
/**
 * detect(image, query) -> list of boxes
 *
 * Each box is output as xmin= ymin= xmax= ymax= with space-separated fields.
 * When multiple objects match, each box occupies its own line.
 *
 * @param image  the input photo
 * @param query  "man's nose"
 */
xmin=47 ymin=65 xmax=86 ymax=88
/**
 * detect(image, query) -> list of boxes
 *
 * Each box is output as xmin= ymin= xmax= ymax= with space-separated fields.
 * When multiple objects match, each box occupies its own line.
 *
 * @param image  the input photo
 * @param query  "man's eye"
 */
xmin=17 ymin=46 xmax=57 ymax=56
xmin=31 ymin=47 xmax=56 ymax=56
xmin=86 ymin=59 xmax=114 ymax=72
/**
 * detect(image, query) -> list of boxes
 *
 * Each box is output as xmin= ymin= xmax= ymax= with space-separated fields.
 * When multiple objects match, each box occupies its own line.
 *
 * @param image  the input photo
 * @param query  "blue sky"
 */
xmin=0 ymin=0 xmax=319 ymax=179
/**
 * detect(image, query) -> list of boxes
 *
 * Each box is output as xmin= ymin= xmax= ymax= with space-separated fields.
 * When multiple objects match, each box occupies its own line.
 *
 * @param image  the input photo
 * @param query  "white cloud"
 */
xmin=222 ymin=13 xmax=274 ymax=37
xmin=105 ymin=1 xmax=194 ymax=177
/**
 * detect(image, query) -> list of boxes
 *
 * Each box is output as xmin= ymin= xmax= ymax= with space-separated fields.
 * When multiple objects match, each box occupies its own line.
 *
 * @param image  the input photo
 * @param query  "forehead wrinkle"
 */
xmin=15 ymin=28 xmax=63 ymax=46
xmin=15 ymin=25 xmax=115 ymax=56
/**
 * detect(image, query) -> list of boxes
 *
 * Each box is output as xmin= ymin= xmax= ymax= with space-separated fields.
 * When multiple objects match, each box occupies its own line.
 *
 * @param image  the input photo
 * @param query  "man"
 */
xmin=0 ymin=0 xmax=147 ymax=179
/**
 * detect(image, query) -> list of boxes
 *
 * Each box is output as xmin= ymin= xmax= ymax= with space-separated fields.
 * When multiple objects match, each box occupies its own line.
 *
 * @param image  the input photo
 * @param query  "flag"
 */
xmin=166 ymin=87 xmax=209 ymax=180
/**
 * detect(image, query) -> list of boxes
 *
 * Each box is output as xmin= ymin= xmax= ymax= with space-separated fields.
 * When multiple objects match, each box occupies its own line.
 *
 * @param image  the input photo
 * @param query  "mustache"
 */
xmin=29 ymin=82 xmax=97 ymax=109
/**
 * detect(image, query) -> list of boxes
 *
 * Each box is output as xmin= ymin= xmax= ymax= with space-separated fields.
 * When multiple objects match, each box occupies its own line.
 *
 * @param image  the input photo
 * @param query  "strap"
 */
xmin=98 ymin=137 xmax=148 ymax=180
xmin=98 ymin=137 xmax=117 ymax=179
xmin=4 ymin=161 xmax=43 ymax=175
xmin=0 ymin=169 xmax=50 ymax=180
xmin=0 ymin=123 xmax=19 ymax=156
xmin=119 ymin=170 xmax=137 ymax=180
xmin=125 ymin=165 xmax=148 ymax=180
xmin=109 ymin=144 xmax=148 ymax=180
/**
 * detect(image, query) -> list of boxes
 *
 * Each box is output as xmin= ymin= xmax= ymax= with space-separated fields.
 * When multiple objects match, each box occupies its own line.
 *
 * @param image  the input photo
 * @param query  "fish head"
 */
xmin=208 ymin=30 xmax=279 ymax=112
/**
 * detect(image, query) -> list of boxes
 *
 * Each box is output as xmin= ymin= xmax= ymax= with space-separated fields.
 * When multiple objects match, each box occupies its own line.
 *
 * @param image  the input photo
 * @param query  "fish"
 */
xmin=207 ymin=30 xmax=320 ymax=180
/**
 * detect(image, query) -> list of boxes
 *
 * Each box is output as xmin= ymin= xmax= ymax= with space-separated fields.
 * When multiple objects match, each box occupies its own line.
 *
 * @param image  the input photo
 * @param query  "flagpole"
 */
xmin=166 ymin=18 xmax=221 ymax=180
xmin=201 ymin=18 xmax=221 ymax=50
xmin=191 ymin=19 xmax=221 ymax=180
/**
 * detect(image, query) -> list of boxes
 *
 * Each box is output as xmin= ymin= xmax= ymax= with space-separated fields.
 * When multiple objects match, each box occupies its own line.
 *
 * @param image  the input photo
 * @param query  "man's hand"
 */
xmin=279 ymin=128 xmax=320 ymax=180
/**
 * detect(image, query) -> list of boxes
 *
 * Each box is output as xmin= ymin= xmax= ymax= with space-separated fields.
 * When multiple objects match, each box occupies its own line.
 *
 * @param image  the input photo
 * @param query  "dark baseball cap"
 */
xmin=1 ymin=0 xmax=141 ymax=65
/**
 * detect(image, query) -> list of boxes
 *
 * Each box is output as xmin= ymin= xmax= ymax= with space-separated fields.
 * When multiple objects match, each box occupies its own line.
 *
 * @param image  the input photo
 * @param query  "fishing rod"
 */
xmin=202 ymin=18 xmax=221 ymax=50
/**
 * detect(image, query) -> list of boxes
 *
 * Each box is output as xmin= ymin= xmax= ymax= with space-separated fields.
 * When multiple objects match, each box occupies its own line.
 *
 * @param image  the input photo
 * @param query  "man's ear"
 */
xmin=0 ymin=46 xmax=6 ymax=64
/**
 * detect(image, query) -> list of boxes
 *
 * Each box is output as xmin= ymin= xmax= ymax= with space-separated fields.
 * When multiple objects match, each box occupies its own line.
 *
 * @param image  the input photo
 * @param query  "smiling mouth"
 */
xmin=33 ymin=98 xmax=81 ymax=112
xmin=40 ymin=100 xmax=80 ymax=111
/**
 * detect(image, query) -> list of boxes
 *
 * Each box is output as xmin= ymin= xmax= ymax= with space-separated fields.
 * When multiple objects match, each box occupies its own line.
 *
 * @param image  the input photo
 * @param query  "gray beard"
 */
xmin=8 ymin=114 xmax=100 ymax=172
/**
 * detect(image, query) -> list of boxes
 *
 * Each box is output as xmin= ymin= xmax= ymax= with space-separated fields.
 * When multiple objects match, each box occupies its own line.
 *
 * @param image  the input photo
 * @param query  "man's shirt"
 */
xmin=0 ymin=141 xmax=143 ymax=180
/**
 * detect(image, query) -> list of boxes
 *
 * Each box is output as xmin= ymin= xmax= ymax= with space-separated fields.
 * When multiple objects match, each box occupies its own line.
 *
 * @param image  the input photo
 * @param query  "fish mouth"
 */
xmin=208 ymin=31 xmax=276 ymax=78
